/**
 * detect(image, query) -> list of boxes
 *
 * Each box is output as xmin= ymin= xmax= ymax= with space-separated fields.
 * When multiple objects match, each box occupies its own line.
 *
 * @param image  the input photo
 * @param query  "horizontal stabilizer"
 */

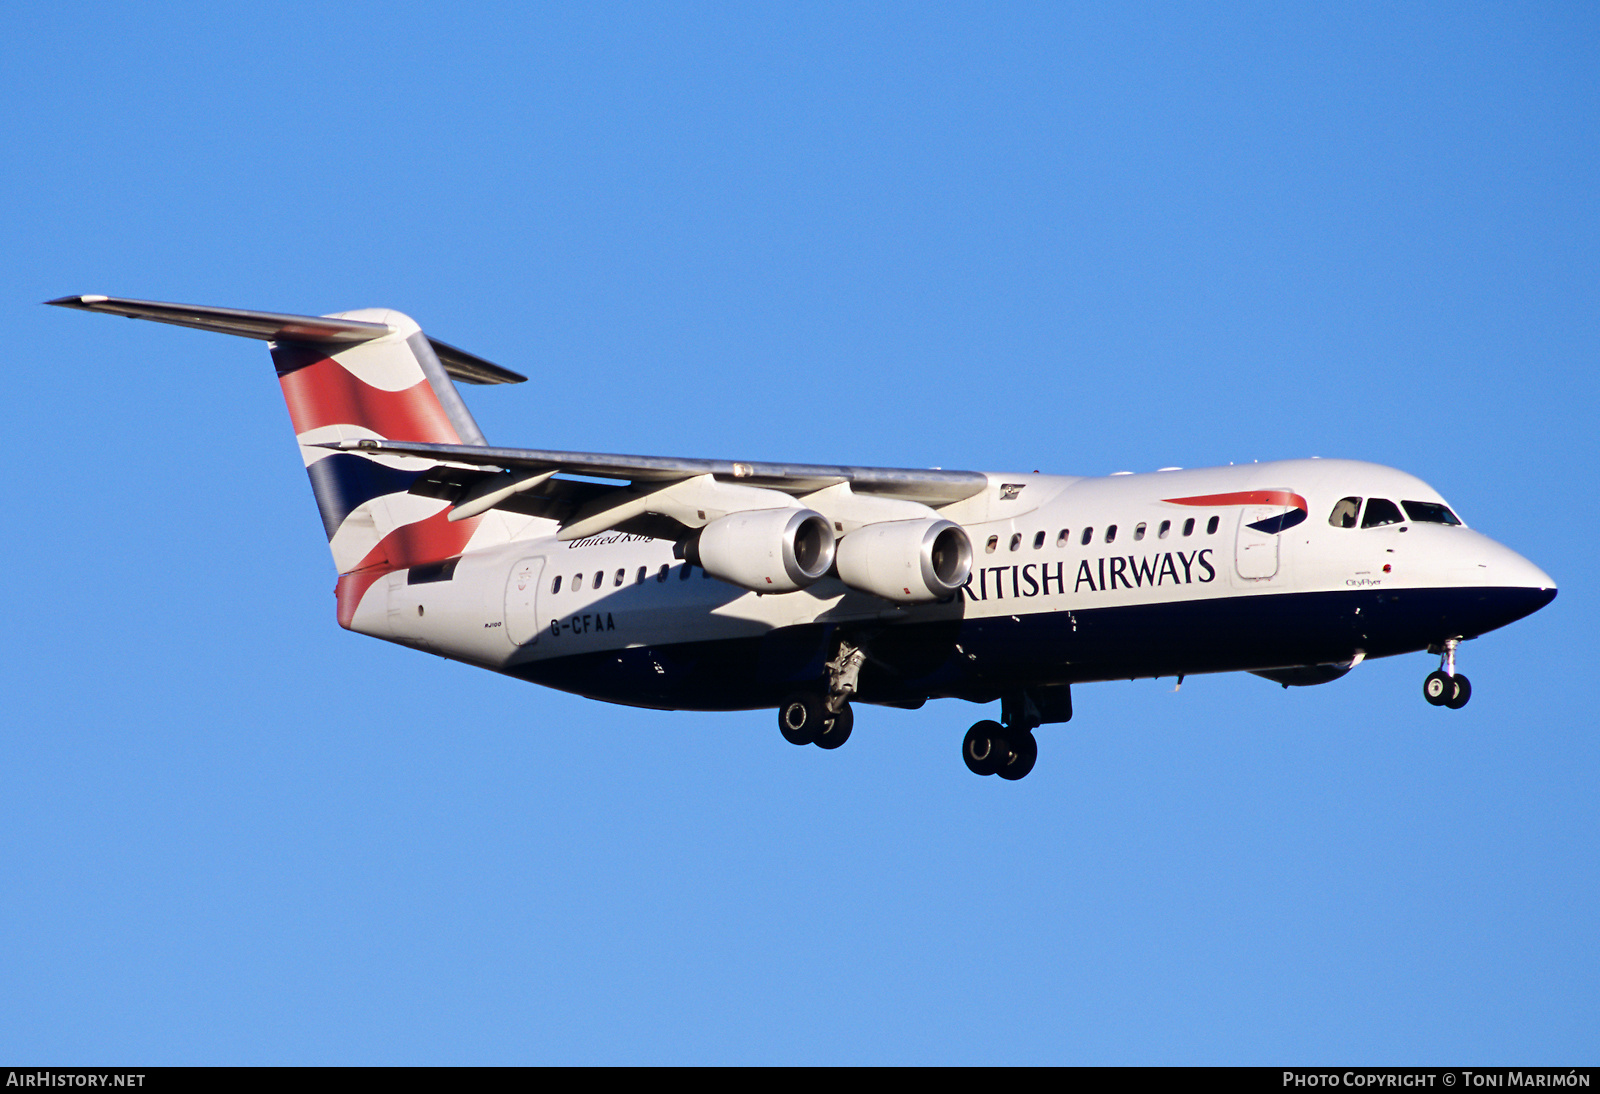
xmin=46 ymin=295 xmax=526 ymax=385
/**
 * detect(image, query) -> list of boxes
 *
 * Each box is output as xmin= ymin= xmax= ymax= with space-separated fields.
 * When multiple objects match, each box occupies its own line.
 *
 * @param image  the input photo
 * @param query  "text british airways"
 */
xmin=962 ymin=549 xmax=1216 ymax=601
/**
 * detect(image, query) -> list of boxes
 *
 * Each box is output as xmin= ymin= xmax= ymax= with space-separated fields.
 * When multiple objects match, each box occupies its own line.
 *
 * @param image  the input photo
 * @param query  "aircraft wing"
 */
xmin=46 ymin=293 xmax=983 ymax=540
xmin=321 ymin=438 xmax=989 ymax=540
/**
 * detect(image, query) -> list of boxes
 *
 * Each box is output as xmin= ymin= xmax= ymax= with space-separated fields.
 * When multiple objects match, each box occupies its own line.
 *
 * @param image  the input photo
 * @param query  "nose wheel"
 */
xmin=1423 ymin=639 xmax=1472 ymax=709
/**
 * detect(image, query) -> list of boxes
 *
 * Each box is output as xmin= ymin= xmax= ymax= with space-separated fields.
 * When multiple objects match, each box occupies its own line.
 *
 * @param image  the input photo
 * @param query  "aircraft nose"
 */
xmin=1470 ymin=534 xmax=1557 ymax=626
xmin=1489 ymin=539 xmax=1557 ymax=595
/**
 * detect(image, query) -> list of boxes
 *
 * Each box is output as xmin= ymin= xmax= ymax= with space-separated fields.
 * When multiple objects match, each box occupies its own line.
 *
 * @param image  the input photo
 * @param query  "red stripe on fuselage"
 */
xmin=1162 ymin=490 xmax=1307 ymax=512
xmin=279 ymin=356 xmax=461 ymax=442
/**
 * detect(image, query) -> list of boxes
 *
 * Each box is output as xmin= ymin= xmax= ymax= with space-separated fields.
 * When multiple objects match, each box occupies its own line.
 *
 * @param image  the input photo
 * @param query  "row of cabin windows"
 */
xmin=550 ymin=563 xmax=710 ymax=595
xmin=983 ymin=515 xmax=1221 ymax=554
xmin=544 ymin=496 xmax=1462 ymax=595
xmin=1328 ymin=497 xmax=1462 ymax=530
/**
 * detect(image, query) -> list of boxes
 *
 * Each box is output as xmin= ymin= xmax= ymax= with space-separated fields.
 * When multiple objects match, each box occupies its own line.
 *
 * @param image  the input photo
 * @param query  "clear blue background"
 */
xmin=2 ymin=2 xmax=1594 ymax=1064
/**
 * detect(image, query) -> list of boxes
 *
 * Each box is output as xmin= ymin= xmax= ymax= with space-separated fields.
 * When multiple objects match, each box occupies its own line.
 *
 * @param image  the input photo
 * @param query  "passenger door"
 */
xmin=1235 ymin=505 xmax=1284 ymax=580
xmin=504 ymin=557 xmax=547 ymax=646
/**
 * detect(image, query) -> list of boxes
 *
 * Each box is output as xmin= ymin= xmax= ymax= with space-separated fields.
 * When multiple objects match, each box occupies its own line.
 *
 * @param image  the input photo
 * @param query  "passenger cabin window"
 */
xmin=593 ymin=571 xmax=604 ymax=588
xmin=636 ymin=566 xmax=647 ymax=584
xmin=1009 ymin=533 xmax=1021 ymax=551
xmin=1206 ymin=516 xmax=1219 ymax=535
xmin=1081 ymin=527 xmax=1094 ymax=546
xmin=1133 ymin=522 xmax=1146 ymax=541
xmin=551 ymin=575 xmax=562 ymax=594
xmin=1402 ymin=500 xmax=1462 ymax=526
xmin=1158 ymin=520 xmax=1171 ymax=539
xmin=657 ymin=564 xmax=670 ymax=582
xmin=1105 ymin=525 xmax=1118 ymax=543
xmin=985 ymin=535 xmax=998 ymax=554
xmin=572 ymin=573 xmax=584 ymax=591
xmin=1056 ymin=529 xmax=1069 ymax=547
xmin=1329 ymin=497 xmax=1361 ymax=529
xmin=1182 ymin=518 xmax=1195 ymax=537
xmin=1362 ymin=498 xmax=1405 ymax=528
xmin=614 ymin=569 xmax=625 ymax=587
xmin=1033 ymin=531 xmax=1045 ymax=549
xmin=679 ymin=565 xmax=692 ymax=580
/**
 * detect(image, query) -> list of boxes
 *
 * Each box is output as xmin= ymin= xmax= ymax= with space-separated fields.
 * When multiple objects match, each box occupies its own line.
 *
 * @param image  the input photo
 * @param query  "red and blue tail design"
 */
xmin=46 ymin=295 xmax=528 ymax=631
xmin=270 ymin=309 xmax=485 ymax=628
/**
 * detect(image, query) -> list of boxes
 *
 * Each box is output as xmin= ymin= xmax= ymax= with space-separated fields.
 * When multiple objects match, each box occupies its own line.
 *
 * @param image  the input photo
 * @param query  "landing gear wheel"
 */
xmin=1444 ymin=674 xmax=1472 ymax=709
xmin=814 ymin=703 xmax=854 ymax=750
xmin=996 ymin=729 xmax=1038 ymax=781
xmin=963 ymin=720 xmax=1005 ymax=776
xmin=1423 ymin=670 xmax=1452 ymax=706
xmin=778 ymin=693 xmax=824 ymax=745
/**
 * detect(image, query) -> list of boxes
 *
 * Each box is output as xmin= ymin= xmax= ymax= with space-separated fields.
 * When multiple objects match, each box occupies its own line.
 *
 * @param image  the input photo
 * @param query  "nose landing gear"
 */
xmin=1424 ymin=638 xmax=1472 ymax=709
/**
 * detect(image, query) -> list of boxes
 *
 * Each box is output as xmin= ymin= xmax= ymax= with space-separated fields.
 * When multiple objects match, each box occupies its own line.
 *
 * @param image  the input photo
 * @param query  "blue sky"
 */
xmin=2 ymin=2 xmax=1595 ymax=1064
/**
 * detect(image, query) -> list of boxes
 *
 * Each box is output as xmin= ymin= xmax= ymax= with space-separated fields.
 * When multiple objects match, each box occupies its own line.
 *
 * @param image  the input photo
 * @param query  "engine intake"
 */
xmin=695 ymin=508 xmax=836 ymax=593
xmin=836 ymin=518 xmax=973 ymax=603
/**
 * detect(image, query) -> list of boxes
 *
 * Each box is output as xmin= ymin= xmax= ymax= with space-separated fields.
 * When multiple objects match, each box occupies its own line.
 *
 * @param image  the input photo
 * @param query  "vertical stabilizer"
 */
xmin=270 ymin=310 xmax=487 ymax=628
xmin=46 ymin=295 xmax=529 ymax=630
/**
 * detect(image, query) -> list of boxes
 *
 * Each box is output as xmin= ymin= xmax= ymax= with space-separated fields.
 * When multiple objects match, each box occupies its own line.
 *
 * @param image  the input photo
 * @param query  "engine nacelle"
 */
xmin=835 ymin=518 xmax=973 ymax=603
xmin=696 ymin=508 xmax=836 ymax=593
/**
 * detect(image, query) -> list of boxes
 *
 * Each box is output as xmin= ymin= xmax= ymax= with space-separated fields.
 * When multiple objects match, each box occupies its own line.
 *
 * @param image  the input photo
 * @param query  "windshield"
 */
xmin=1361 ymin=498 xmax=1404 ymax=528
xmin=1402 ymin=500 xmax=1462 ymax=526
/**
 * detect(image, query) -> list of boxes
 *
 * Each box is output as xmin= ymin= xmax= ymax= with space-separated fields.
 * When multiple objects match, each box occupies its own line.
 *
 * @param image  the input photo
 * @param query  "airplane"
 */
xmin=49 ymin=295 xmax=1558 ymax=780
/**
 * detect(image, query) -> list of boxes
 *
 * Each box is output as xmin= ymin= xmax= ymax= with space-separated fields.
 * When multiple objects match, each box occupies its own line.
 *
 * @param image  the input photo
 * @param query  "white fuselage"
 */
xmin=353 ymin=458 xmax=1554 ymax=711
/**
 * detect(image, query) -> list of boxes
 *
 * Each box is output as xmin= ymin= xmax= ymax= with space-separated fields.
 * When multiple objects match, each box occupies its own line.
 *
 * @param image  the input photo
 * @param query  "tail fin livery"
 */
xmin=273 ymin=311 xmax=490 ymax=626
xmin=46 ymin=296 xmax=526 ymax=627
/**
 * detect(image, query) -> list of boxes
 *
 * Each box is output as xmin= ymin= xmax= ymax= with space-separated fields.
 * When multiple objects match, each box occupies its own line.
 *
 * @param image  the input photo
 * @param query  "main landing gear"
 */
xmin=776 ymin=640 xmax=864 ymax=750
xmin=962 ymin=720 xmax=1038 ymax=780
xmin=1423 ymin=637 xmax=1472 ymax=710
xmin=962 ymin=686 xmax=1068 ymax=781
xmin=778 ymin=693 xmax=854 ymax=749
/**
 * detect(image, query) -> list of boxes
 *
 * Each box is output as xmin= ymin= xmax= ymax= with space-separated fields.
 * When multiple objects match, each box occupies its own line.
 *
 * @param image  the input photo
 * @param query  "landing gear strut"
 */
xmin=1424 ymin=638 xmax=1472 ymax=709
xmin=776 ymin=640 xmax=864 ymax=749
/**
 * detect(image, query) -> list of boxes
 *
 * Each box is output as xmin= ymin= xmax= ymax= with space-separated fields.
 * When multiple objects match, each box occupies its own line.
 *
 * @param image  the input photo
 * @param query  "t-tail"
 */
xmin=46 ymin=296 xmax=526 ymax=627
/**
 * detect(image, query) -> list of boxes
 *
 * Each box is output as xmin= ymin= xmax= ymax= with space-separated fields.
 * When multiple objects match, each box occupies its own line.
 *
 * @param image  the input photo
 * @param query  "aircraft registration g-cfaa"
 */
xmin=51 ymin=295 xmax=1557 ymax=780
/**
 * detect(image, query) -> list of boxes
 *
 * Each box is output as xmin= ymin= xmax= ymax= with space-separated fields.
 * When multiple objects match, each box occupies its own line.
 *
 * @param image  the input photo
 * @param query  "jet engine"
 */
xmin=695 ymin=508 xmax=836 ymax=593
xmin=835 ymin=518 xmax=973 ymax=603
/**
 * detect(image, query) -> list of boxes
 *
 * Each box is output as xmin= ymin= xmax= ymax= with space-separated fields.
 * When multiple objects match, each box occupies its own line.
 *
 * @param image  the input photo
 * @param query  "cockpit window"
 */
xmin=1361 ymin=498 xmax=1404 ymax=528
xmin=1328 ymin=497 xmax=1361 ymax=529
xmin=1402 ymin=500 xmax=1462 ymax=526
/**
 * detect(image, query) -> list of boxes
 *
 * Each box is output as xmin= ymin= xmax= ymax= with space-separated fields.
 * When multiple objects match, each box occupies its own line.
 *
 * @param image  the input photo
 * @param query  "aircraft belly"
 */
xmin=500 ymin=584 xmax=1553 ymax=711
